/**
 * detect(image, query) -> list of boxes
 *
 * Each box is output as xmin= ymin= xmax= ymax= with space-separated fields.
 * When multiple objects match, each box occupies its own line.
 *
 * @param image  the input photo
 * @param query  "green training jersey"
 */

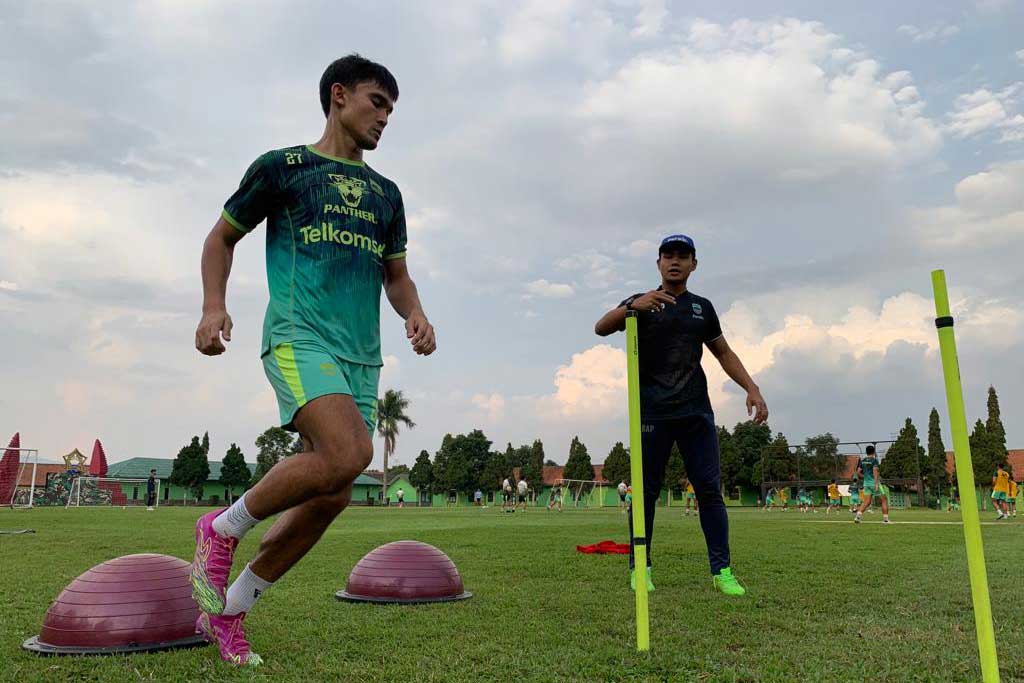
xmin=859 ymin=456 xmax=880 ymax=484
xmin=223 ymin=145 xmax=407 ymax=366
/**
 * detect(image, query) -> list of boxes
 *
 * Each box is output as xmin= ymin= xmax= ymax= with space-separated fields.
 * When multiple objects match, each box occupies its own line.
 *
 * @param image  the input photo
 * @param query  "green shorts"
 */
xmin=851 ymin=493 xmax=861 ymax=504
xmin=991 ymin=491 xmax=1007 ymax=502
xmin=262 ymin=340 xmax=380 ymax=435
xmin=765 ymin=497 xmax=774 ymax=505
xmin=687 ymin=493 xmax=696 ymax=500
xmin=862 ymin=483 xmax=889 ymax=499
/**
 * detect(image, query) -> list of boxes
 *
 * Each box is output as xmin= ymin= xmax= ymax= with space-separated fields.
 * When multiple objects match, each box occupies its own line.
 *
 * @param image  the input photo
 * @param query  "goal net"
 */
xmin=558 ymin=479 xmax=605 ymax=507
xmin=66 ymin=477 xmax=160 ymax=508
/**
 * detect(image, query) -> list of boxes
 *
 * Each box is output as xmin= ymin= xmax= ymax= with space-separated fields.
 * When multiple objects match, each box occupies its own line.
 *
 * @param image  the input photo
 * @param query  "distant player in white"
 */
xmin=618 ymin=481 xmax=628 ymax=512
xmin=502 ymin=478 xmax=512 ymax=512
xmin=517 ymin=478 xmax=529 ymax=512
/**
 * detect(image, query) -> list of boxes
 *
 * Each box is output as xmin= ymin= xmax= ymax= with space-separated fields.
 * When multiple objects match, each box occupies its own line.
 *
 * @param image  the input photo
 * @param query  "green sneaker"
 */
xmin=630 ymin=568 xmax=654 ymax=592
xmin=713 ymin=567 xmax=746 ymax=596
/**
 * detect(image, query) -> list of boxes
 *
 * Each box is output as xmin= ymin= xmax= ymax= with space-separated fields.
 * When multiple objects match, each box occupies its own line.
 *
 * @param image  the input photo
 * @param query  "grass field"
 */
xmin=1 ymin=505 xmax=1022 ymax=683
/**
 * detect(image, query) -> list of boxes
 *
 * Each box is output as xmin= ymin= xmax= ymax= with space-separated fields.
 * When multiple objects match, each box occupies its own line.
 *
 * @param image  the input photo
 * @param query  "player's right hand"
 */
xmin=631 ymin=290 xmax=676 ymax=313
xmin=195 ymin=309 xmax=233 ymax=356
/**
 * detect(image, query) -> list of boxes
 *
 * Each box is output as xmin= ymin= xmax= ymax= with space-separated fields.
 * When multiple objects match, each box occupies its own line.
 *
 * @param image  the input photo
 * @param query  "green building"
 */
xmin=107 ymin=457 xmax=383 ymax=506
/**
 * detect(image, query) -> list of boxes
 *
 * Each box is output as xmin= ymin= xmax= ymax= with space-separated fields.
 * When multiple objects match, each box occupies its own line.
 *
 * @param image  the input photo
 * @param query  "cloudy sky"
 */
xmin=2 ymin=0 xmax=1022 ymax=470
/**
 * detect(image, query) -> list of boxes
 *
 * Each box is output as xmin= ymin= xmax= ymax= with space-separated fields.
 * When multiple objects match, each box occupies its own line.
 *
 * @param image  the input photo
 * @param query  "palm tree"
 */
xmin=376 ymin=389 xmax=415 ymax=504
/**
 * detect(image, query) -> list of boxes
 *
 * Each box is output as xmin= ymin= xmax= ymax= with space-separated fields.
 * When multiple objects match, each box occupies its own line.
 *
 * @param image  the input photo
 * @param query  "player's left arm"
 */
xmin=707 ymin=335 xmax=768 ymax=424
xmin=384 ymin=257 xmax=435 ymax=356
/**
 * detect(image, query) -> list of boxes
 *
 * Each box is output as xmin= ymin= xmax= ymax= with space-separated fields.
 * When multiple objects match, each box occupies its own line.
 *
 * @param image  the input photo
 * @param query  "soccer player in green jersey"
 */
xmin=190 ymin=55 xmax=434 ymax=667
xmin=849 ymin=476 xmax=861 ymax=513
xmin=854 ymin=446 xmax=890 ymax=524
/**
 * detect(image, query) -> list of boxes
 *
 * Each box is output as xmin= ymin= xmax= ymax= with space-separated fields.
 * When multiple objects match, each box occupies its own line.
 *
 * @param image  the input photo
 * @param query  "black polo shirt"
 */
xmin=620 ymin=289 xmax=722 ymax=420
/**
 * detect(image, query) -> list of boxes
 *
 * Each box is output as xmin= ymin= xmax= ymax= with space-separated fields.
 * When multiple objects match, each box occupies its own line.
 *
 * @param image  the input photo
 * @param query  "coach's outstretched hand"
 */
xmin=195 ymin=309 xmax=233 ymax=356
xmin=746 ymin=388 xmax=768 ymax=424
xmin=406 ymin=311 xmax=436 ymax=356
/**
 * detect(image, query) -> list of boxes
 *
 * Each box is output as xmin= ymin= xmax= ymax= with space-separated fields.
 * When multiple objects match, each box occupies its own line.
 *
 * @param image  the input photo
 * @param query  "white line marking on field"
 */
xmin=788 ymin=519 xmax=1017 ymax=526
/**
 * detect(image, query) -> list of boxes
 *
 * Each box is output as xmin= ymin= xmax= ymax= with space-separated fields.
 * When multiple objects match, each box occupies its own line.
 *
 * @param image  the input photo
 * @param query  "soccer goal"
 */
xmin=559 ymin=479 xmax=605 ymax=508
xmin=1 ymin=448 xmax=40 ymax=508
xmin=66 ymin=477 xmax=159 ymax=509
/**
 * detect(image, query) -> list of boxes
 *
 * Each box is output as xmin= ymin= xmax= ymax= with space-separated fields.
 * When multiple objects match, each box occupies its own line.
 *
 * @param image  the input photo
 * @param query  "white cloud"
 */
xmin=619 ymin=239 xmax=657 ymax=258
xmin=472 ymin=392 xmax=506 ymax=421
xmin=912 ymin=160 xmax=1024 ymax=247
xmin=576 ymin=18 xmax=942 ymax=201
xmin=496 ymin=0 xmax=617 ymax=68
xmin=556 ymin=250 xmax=618 ymax=289
xmin=524 ymin=279 xmax=575 ymax=299
xmin=0 ymin=280 xmax=19 ymax=291
xmin=536 ymin=344 xmax=626 ymax=419
xmin=1017 ymin=49 xmax=1024 ymax=65
xmin=897 ymin=23 xmax=960 ymax=43
xmin=946 ymin=84 xmax=1024 ymax=142
xmin=381 ymin=354 xmax=401 ymax=386
xmin=631 ymin=0 xmax=668 ymax=39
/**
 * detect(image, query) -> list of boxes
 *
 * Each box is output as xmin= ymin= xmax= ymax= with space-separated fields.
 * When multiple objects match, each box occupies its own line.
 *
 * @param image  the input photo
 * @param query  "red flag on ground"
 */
xmin=576 ymin=540 xmax=630 ymax=554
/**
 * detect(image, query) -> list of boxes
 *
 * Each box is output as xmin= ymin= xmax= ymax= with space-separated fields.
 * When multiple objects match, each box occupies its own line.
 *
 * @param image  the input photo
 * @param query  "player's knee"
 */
xmin=318 ymin=437 xmax=372 ymax=494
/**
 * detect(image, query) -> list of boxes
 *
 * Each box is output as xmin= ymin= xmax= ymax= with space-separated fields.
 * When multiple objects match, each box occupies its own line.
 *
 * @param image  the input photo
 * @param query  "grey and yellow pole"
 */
xmin=931 ymin=270 xmax=1000 ymax=683
xmin=625 ymin=311 xmax=650 ymax=651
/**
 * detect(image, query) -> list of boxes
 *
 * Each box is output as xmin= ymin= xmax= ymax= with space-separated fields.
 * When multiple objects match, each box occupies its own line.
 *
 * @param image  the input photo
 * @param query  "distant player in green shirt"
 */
xmin=854 ymin=446 xmax=890 ymax=524
xmin=190 ymin=55 xmax=434 ymax=667
xmin=849 ymin=476 xmax=861 ymax=513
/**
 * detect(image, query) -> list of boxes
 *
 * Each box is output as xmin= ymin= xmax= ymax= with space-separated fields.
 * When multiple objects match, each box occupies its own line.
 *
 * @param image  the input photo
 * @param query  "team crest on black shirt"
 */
xmin=692 ymin=303 xmax=702 ymax=314
xmin=328 ymin=174 xmax=366 ymax=208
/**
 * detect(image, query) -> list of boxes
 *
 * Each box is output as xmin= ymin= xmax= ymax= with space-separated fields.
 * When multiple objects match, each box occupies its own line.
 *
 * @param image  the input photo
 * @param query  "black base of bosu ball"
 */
xmin=23 ymin=553 xmax=208 ymax=656
xmin=336 ymin=540 xmax=472 ymax=604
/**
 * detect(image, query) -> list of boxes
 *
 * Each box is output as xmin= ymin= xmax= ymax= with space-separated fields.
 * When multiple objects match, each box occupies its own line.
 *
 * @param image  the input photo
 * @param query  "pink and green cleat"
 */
xmin=191 ymin=509 xmax=237 ymax=615
xmin=713 ymin=567 xmax=746 ymax=596
xmin=197 ymin=612 xmax=263 ymax=667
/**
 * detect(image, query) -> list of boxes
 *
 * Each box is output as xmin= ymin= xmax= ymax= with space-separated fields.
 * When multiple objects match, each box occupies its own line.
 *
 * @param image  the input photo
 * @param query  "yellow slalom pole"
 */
xmin=625 ymin=312 xmax=650 ymax=651
xmin=931 ymin=270 xmax=1000 ymax=683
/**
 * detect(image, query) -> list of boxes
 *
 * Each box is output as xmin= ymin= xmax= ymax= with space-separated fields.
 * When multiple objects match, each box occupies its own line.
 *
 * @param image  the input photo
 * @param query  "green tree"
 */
xmin=734 ymin=421 xmax=772 ymax=487
xmin=433 ymin=430 xmax=492 ymax=497
xmin=291 ymin=434 xmax=305 ymax=454
xmin=409 ymin=449 xmax=434 ymax=497
xmin=880 ymin=418 xmax=924 ymax=479
xmin=985 ymin=386 xmax=1008 ymax=468
xmin=665 ymin=442 xmax=687 ymax=504
xmin=479 ymin=450 xmax=510 ymax=492
xmin=544 ymin=459 xmax=558 ymax=466
xmin=521 ymin=440 xmax=545 ymax=496
xmin=201 ymin=431 xmax=210 ymax=457
xmin=969 ymin=419 xmax=994 ymax=499
xmin=760 ymin=433 xmax=791 ymax=487
xmin=219 ymin=443 xmax=251 ymax=503
xmin=601 ymin=441 xmax=631 ymax=487
xmin=925 ymin=408 xmax=949 ymax=496
xmin=804 ymin=433 xmax=840 ymax=480
xmin=170 ymin=435 xmax=210 ymax=503
xmin=252 ymin=426 xmax=294 ymax=485
xmin=388 ymin=464 xmax=410 ymax=479
xmin=718 ymin=425 xmax=743 ymax=492
xmin=377 ymin=389 xmax=416 ymax=502
xmin=563 ymin=436 xmax=595 ymax=502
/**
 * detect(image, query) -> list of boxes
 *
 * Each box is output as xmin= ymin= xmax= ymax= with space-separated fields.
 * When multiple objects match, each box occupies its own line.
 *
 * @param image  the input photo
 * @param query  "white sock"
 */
xmin=224 ymin=563 xmax=273 ymax=616
xmin=213 ymin=491 xmax=261 ymax=540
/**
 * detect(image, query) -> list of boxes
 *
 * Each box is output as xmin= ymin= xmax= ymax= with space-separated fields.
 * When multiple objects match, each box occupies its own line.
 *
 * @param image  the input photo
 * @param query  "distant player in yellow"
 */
xmin=826 ymin=480 xmax=841 ymax=514
xmin=779 ymin=486 xmax=789 ymax=512
xmin=992 ymin=465 xmax=1011 ymax=520
xmin=684 ymin=479 xmax=697 ymax=516
xmin=1009 ymin=479 xmax=1018 ymax=517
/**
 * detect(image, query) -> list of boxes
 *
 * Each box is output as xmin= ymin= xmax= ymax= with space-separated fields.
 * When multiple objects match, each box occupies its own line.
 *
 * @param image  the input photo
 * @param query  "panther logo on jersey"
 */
xmin=328 ymin=174 xmax=366 ymax=208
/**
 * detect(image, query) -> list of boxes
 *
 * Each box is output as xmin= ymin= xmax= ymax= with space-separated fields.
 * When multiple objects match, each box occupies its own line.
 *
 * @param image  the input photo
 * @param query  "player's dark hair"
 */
xmin=320 ymin=54 xmax=399 ymax=117
xmin=866 ymin=445 xmax=876 ymax=455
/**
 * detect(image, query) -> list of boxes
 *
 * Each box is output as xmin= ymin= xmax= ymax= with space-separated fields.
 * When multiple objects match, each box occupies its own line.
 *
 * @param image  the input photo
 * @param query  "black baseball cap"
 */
xmin=659 ymin=234 xmax=695 ymax=255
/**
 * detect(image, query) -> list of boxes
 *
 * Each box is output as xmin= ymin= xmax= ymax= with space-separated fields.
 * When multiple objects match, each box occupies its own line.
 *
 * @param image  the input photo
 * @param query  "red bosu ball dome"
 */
xmin=336 ymin=540 xmax=472 ymax=604
xmin=23 ymin=553 xmax=208 ymax=655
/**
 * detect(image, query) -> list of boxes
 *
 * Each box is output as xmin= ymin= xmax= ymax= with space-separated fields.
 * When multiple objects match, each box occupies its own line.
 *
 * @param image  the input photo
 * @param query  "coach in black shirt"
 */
xmin=595 ymin=234 xmax=767 ymax=596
